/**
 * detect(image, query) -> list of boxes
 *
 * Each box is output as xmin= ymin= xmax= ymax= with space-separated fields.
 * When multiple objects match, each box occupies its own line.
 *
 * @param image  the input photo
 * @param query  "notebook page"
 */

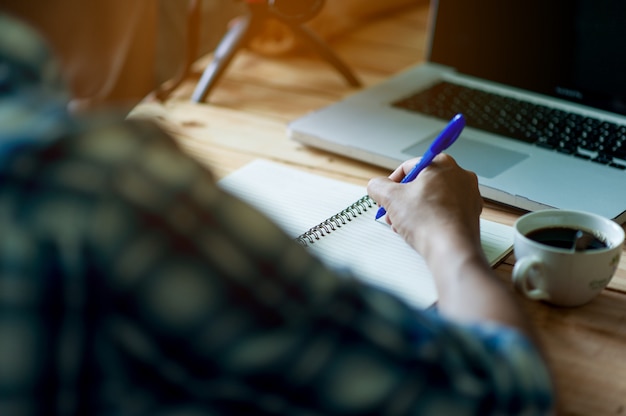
xmin=219 ymin=159 xmax=514 ymax=309
xmin=219 ymin=160 xmax=368 ymax=238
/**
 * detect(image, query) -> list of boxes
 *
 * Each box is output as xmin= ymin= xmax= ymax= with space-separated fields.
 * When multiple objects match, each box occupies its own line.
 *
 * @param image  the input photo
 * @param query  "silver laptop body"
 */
xmin=288 ymin=0 xmax=626 ymax=223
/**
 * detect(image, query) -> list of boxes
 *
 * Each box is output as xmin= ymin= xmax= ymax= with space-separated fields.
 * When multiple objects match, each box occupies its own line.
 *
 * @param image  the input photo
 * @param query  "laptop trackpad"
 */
xmin=403 ymin=135 xmax=528 ymax=178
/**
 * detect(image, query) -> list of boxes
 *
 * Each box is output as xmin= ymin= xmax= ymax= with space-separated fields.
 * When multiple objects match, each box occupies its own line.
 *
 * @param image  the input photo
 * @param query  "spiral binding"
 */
xmin=295 ymin=195 xmax=374 ymax=247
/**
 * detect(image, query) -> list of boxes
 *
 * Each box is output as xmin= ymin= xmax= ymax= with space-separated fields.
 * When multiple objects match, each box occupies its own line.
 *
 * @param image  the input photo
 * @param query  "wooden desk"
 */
xmin=131 ymin=3 xmax=626 ymax=415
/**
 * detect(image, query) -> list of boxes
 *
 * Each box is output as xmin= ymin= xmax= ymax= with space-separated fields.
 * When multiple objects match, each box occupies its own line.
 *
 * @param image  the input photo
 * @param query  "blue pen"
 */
xmin=375 ymin=113 xmax=466 ymax=220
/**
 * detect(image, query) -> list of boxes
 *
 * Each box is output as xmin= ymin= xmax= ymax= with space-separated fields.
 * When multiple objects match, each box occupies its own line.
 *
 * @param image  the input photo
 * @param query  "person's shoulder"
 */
xmin=0 ymin=14 xmax=72 ymax=166
xmin=0 ymin=14 xmax=65 ymax=94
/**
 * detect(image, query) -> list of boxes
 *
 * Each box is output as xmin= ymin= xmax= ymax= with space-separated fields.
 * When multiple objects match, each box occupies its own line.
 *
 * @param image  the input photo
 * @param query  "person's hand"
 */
xmin=367 ymin=154 xmax=483 ymax=257
xmin=369 ymin=154 xmax=542 ymax=340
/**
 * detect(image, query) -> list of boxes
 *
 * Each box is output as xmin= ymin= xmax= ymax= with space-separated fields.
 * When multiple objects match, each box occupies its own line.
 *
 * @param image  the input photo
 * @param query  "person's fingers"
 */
xmin=367 ymin=176 xmax=394 ymax=207
xmin=387 ymin=158 xmax=420 ymax=181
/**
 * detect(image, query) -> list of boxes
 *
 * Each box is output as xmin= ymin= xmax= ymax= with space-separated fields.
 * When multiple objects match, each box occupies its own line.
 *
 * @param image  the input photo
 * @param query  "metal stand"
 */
xmin=191 ymin=2 xmax=361 ymax=103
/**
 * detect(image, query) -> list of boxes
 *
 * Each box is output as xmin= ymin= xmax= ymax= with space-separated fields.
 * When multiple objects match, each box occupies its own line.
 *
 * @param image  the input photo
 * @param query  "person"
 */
xmin=0 ymin=11 xmax=554 ymax=416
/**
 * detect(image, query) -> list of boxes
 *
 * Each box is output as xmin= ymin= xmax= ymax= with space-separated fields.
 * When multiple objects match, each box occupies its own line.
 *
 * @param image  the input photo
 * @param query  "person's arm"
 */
xmin=367 ymin=154 xmax=534 ymax=337
xmin=88 ymin=143 xmax=550 ymax=414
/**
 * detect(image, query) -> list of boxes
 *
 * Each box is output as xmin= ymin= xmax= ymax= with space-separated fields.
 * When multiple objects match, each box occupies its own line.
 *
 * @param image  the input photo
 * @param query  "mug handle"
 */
xmin=512 ymin=256 xmax=551 ymax=301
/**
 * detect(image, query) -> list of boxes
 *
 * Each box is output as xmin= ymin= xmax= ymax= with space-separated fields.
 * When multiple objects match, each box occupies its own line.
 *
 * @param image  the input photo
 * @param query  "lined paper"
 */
xmin=219 ymin=159 xmax=513 ymax=309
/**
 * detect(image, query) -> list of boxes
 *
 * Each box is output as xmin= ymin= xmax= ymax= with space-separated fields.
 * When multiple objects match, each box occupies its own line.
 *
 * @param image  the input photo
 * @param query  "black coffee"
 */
xmin=525 ymin=226 xmax=608 ymax=250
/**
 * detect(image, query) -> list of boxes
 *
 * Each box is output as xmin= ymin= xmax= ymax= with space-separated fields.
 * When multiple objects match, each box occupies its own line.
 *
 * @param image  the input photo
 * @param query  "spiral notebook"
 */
xmin=219 ymin=159 xmax=514 ymax=309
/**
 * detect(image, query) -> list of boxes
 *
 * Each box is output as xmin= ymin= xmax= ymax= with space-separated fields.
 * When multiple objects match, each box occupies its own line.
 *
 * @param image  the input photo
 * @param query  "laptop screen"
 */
xmin=429 ymin=0 xmax=626 ymax=116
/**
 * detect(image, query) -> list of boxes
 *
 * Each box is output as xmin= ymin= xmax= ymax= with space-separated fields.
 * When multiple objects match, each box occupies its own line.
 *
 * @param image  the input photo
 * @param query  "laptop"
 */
xmin=288 ymin=0 xmax=626 ymax=223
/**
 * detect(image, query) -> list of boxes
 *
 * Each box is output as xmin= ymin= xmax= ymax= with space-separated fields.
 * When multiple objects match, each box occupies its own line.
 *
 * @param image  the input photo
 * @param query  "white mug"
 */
xmin=512 ymin=209 xmax=624 ymax=307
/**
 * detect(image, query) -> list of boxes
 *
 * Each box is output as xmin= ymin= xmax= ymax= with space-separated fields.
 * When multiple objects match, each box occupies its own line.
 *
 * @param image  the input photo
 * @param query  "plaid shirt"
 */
xmin=0 ymin=14 xmax=553 ymax=415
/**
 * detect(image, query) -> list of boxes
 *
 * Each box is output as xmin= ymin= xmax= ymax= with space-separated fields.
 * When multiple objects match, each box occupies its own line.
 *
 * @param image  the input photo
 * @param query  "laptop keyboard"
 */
xmin=392 ymin=81 xmax=626 ymax=170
